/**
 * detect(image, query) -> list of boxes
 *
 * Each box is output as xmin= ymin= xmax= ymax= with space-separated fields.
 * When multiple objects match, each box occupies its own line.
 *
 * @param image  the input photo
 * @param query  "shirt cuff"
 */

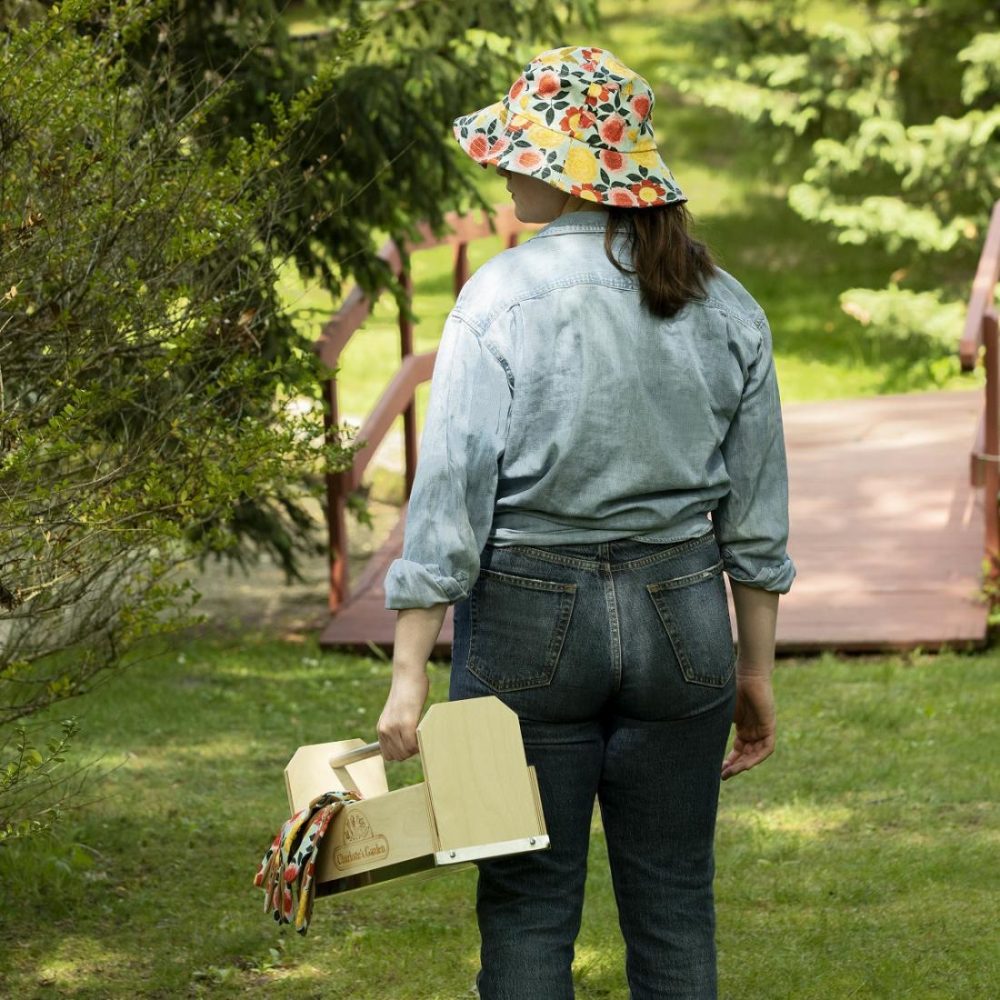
xmin=720 ymin=550 xmax=797 ymax=594
xmin=383 ymin=559 xmax=469 ymax=610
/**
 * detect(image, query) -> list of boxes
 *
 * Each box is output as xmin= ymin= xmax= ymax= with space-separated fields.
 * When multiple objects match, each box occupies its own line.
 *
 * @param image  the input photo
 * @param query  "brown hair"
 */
xmin=603 ymin=204 xmax=717 ymax=319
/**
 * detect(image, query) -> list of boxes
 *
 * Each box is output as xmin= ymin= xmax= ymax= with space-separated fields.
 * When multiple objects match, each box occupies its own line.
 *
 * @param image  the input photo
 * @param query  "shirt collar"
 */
xmin=533 ymin=210 xmax=609 ymax=239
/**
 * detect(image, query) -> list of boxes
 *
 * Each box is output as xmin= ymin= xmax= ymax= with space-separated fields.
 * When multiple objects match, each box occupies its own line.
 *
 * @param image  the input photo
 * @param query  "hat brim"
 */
xmin=453 ymin=101 xmax=686 ymax=209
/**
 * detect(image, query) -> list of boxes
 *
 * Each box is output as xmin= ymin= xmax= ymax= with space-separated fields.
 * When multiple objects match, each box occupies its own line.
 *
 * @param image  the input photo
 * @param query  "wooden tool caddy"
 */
xmin=284 ymin=696 xmax=549 ymax=896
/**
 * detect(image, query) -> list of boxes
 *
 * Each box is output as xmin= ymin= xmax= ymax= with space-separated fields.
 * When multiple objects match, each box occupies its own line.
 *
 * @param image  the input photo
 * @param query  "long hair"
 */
xmin=603 ymin=203 xmax=717 ymax=319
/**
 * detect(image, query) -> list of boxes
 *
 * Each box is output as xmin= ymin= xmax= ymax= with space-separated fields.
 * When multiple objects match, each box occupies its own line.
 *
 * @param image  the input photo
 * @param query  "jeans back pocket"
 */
xmin=646 ymin=559 xmax=736 ymax=687
xmin=468 ymin=568 xmax=577 ymax=692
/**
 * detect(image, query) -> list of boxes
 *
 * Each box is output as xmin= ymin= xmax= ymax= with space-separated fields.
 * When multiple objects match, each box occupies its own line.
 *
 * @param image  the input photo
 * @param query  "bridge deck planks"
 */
xmin=319 ymin=389 xmax=991 ymax=657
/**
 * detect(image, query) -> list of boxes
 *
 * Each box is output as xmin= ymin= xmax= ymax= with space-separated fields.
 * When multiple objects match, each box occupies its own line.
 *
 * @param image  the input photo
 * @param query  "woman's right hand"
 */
xmin=721 ymin=674 xmax=776 ymax=781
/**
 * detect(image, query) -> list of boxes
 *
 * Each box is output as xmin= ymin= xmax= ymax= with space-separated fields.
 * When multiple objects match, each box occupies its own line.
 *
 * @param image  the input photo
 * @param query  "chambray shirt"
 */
xmin=383 ymin=210 xmax=796 ymax=609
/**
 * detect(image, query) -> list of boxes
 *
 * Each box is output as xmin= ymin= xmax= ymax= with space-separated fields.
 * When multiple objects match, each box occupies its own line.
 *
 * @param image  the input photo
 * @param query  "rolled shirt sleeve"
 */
xmin=383 ymin=310 xmax=512 ymax=609
xmin=712 ymin=313 xmax=796 ymax=594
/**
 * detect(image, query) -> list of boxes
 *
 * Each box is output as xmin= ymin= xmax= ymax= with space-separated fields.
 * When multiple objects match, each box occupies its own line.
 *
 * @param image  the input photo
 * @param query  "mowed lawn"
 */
xmin=1 ymin=641 xmax=997 ymax=998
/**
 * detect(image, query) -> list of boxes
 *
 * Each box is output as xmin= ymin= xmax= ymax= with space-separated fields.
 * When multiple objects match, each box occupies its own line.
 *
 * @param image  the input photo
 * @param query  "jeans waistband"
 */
xmin=484 ymin=527 xmax=717 ymax=572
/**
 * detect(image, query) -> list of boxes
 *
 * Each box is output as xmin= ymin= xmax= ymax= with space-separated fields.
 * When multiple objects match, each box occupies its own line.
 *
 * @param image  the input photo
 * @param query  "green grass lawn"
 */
xmin=1 ymin=640 xmax=997 ymax=998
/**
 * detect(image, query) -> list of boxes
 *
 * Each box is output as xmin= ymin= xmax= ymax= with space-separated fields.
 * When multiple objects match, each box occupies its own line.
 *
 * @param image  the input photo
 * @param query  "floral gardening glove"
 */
xmin=254 ymin=789 xmax=361 ymax=934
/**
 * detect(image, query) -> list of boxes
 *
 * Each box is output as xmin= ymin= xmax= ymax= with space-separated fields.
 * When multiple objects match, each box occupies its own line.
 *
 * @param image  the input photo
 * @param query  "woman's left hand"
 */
xmin=377 ymin=667 xmax=430 ymax=760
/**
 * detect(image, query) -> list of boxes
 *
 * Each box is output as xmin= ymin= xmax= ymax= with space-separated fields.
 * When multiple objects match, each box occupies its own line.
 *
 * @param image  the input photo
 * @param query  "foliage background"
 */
xmin=677 ymin=0 xmax=999 ymax=384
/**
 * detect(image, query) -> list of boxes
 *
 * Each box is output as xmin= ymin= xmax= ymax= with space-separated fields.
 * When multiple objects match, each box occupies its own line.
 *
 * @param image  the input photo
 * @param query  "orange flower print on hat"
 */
xmin=516 ymin=149 xmax=545 ymax=171
xmin=610 ymin=189 xmax=640 ymax=207
xmin=630 ymin=94 xmax=651 ymax=121
xmin=560 ymin=105 xmax=596 ymax=137
xmin=570 ymin=183 xmax=602 ymax=203
xmin=468 ymin=134 xmax=489 ymax=161
xmin=631 ymin=179 xmax=667 ymax=204
xmin=585 ymin=81 xmax=616 ymax=107
xmin=536 ymin=72 xmax=562 ymax=98
xmin=598 ymin=115 xmax=627 ymax=145
xmin=600 ymin=150 xmax=625 ymax=172
xmin=451 ymin=45 xmax=686 ymax=208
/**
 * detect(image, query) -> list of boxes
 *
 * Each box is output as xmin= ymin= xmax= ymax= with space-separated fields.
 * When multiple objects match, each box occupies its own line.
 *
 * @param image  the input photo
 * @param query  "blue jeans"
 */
xmin=450 ymin=530 xmax=737 ymax=1000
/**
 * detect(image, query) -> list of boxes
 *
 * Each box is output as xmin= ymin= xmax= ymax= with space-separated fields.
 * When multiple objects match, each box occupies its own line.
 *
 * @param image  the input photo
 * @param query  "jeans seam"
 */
xmin=479 ymin=567 xmax=577 ymax=593
xmin=602 ymin=563 xmax=622 ymax=692
xmin=611 ymin=529 xmax=715 ymax=573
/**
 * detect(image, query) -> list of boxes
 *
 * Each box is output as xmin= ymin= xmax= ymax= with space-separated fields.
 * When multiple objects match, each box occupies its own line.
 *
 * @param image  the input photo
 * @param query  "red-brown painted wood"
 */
xmin=960 ymin=200 xmax=1000 ymax=370
xmin=346 ymin=352 xmax=436 ymax=493
xmin=961 ymin=200 xmax=1000 ymax=561
xmin=982 ymin=310 xmax=999 ymax=560
xmin=315 ymin=207 xmax=540 ymax=611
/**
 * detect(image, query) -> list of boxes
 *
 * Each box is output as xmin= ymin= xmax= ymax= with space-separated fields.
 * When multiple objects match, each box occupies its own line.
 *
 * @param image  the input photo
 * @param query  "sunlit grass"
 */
xmin=0 ymin=642 xmax=997 ymax=998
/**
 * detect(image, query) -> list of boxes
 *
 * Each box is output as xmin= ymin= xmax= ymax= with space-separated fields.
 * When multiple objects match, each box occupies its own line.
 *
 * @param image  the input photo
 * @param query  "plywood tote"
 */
xmin=417 ymin=698 xmax=546 ymax=852
xmin=285 ymin=738 xmax=389 ymax=810
xmin=315 ymin=784 xmax=436 ymax=884
xmin=283 ymin=696 xmax=549 ymax=896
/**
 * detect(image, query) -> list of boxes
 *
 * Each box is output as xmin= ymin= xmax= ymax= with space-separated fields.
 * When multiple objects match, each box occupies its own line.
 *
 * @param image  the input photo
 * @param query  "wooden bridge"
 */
xmin=316 ymin=203 xmax=1000 ymax=657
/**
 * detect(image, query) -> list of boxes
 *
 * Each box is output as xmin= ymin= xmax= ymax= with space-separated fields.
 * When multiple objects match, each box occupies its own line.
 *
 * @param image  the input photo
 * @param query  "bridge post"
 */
xmin=984 ymin=308 xmax=999 ymax=562
xmin=324 ymin=374 xmax=349 ymax=611
xmin=454 ymin=242 xmax=469 ymax=297
xmin=399 ymin=265 xmax=418 ymax=499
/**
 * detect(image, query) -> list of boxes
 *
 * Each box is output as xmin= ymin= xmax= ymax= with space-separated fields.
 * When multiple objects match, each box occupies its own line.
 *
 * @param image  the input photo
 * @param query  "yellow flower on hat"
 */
xmin=564 ymin=145 xmax=599 ymax=182
xmin=631 ymin=149 xmax=660 ymax=169
xmin=526 ymin=125 xmax=563 ymax=150
xmin=605 ymin=57 xmax=630 ymax=76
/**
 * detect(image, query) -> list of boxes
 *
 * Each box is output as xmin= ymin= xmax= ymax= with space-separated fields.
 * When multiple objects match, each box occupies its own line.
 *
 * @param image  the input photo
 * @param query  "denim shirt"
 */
xmin=383 ymin=210 xmax=796 ymax=609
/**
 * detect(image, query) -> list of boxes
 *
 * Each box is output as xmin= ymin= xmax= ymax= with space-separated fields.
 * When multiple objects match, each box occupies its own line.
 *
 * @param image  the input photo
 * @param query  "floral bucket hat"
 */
xmin=453 ymin=45 xmax=685 ymax=208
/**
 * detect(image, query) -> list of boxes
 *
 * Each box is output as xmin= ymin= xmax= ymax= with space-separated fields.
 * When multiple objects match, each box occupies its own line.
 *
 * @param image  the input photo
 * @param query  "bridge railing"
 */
xmin=959 ymin=199 xmax=1000 ymax=564
xmin=314 ymin=205 xmax=538 ymax=611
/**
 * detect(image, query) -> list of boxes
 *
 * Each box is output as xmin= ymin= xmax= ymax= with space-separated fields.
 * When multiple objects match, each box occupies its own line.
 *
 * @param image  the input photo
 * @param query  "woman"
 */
xmin=377 ymin=45 xmax=795 ymax=1000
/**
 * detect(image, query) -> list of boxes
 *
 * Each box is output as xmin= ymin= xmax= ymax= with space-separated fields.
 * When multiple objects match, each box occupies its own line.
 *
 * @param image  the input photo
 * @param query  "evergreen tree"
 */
xmin=679 ymin=0 xmax=999 ymax=382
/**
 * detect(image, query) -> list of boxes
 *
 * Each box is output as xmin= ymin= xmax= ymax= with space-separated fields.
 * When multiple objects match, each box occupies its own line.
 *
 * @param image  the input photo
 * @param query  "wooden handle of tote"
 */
xmin=328 ymin=741 xmax=422 ymax=769
xmin=328 ymin=742 xmax=383 ymax=769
